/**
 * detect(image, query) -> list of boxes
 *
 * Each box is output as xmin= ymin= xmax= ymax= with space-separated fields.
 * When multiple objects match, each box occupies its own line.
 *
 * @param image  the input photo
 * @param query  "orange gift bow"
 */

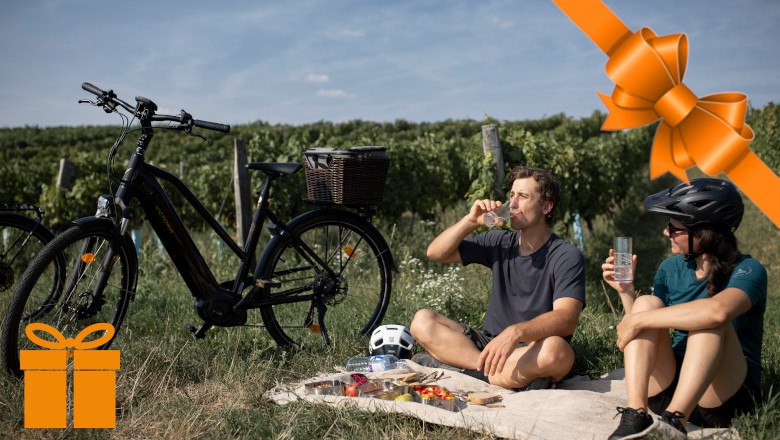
xmin=552 ymin=0 xmax=780 ymax=227
xmin=25 ymin=322 xmax=115 ymax=350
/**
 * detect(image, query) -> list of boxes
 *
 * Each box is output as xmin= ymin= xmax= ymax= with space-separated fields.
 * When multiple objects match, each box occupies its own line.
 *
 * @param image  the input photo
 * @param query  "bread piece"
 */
xmin=467 ymin=392 xmax=502 ymax=405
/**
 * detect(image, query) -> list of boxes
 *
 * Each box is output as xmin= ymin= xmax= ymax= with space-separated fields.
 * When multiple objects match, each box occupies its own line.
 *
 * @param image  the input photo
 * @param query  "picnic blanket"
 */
xmin=265 ymin=362 xmax=738 ymax=439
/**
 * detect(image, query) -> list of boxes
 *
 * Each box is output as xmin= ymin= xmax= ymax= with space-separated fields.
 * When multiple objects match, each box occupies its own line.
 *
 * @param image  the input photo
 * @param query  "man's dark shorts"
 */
xmin=457 ymin=322 xmax=528 ymax=350
xmin=648 ymin=356 xmax=761 ymax=428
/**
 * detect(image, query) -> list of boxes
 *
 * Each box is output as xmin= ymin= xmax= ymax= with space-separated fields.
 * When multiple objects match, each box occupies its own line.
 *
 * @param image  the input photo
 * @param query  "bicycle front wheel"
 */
xmin=258 ymin=210 xmax=392 ymax=348
xmin=0 ymin=213 xmax=58 ymax=312
xmin=1 ymin=221 xmax=137 ymax=377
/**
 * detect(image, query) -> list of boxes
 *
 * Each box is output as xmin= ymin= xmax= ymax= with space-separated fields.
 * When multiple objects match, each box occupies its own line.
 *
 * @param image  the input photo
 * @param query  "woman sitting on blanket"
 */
xmin=602 ymin=178 xmax=767 ymax=440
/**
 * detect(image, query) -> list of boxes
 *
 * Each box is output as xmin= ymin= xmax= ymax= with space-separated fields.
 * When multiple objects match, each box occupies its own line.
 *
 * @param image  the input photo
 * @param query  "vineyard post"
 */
xmin=481 ymin=124 xmax=505 ymax=199
xmin=233 ymin=138 xmax=251 ymax=247
xmin=56 ymin=158 xmax=77 ymax=191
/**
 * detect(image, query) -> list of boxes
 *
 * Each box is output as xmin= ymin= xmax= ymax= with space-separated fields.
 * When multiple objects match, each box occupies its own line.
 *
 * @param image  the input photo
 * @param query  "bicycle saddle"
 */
xmin=246 ymin=162 xmax=302 ymax=176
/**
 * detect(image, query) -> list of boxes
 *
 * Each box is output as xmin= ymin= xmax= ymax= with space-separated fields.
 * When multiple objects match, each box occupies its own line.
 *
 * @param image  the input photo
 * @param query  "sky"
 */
xmin=1 ymin=0 xmax=778 ymax=128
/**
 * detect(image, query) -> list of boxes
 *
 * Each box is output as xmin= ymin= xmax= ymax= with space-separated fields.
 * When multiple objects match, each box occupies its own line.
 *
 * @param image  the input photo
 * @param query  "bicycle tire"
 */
xmin=1 ymin=221 xmax=137 ymax=377
xmin=257 ymin=209 xmax=392 ymax=348
xmin=0 ymin=212 xmax=62 ymax=315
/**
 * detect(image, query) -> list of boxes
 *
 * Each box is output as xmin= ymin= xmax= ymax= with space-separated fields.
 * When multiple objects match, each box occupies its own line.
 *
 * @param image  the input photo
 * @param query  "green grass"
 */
xmin=0 ymin=196 xmax=778 ymax=439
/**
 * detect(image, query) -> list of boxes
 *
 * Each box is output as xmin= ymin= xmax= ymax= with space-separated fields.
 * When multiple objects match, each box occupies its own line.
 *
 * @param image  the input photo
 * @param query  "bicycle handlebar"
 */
xmin=81 ymin=82 xmax=231 ymax=133
xmin=82 ymin=82 xmax=104 ymax=96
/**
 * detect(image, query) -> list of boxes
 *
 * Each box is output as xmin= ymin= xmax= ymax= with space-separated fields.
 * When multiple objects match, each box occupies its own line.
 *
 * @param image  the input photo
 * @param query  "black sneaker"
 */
xmin=657 ymin=410 xmax=687 ymax=438
xmin=410 ymin=352 xmax=488 ymax=382
xmin=519 ymin=376 xmax=553 ymax=391
xmin=608 ymin=407 xmax=656 ymax=440
xmin=410 ymin=352 xmax=456 ymax=370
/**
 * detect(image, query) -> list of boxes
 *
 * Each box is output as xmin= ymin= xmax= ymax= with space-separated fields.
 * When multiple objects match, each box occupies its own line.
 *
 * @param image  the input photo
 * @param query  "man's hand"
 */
xmin=469 ymin=199 xmax=503 ymax=226
xmin=616 ymin=313 xmax=641 ymax=351
xmin=476 ymin=327 xmax=520 ymax=377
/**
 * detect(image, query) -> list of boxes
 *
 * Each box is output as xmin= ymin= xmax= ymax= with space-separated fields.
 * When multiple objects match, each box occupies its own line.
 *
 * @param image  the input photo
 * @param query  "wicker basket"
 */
xmin=304 ymin=147 xmax=390 ymax=206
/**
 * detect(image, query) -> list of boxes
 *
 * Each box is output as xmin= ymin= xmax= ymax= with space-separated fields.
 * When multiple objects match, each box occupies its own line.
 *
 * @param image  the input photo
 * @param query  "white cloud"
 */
xmin=305 ymin=73 xmax=330 ymax=83
xmin=316 ymin=88 xmax=354 ymax=98
xmin=491 ymin=16 xmax=514 ymax=30
xmin=337 ymin=29 xmax=365 ymax=38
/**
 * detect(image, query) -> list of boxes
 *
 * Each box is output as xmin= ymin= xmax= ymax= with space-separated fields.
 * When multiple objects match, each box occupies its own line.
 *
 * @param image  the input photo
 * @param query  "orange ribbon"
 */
xmin=25 ymin=323 xmax=115 ymax=350
xmin=552 ymin=0 xmax=780 ymax=227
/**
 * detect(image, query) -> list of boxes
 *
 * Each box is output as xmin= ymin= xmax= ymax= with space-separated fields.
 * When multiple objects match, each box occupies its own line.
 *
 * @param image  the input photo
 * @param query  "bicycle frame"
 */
xmin=107 ymin=125 xmax=344 ymax=331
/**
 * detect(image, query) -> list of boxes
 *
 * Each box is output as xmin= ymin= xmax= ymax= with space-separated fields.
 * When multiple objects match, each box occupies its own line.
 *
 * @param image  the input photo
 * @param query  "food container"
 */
xmin=358 ymin=381 xmax=405 ymax=400
xmin=304 ymin=380 xmax=346 ymax=396
xmin=367 ymin=379 xmax=409 ymax=394
xmin=410 ymin=385 xmax=458 ymax=411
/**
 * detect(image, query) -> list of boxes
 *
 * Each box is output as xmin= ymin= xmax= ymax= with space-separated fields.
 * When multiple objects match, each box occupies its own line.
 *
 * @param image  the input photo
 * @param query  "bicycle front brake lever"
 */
xmin=184 ymin=130 xmax=209 ymax=142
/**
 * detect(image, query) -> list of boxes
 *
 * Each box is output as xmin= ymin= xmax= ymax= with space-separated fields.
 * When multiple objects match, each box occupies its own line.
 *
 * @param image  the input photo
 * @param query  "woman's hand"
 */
xmin=601 ymin=248 xmax=637 ymax=294
xmin=616 ymin=314 xmax=641 ymax=351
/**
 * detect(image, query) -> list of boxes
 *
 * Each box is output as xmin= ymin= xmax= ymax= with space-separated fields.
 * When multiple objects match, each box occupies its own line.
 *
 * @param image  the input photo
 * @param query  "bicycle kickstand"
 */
xmin=304 ymin=299 xmax=331 ymax=346
xmin=316 ymin=300 xmax=331 ymax=346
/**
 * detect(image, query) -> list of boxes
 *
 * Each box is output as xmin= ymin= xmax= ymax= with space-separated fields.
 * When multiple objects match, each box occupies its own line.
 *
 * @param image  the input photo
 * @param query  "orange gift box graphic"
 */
xmin=20 ymin=322 xmax=119 ymax=429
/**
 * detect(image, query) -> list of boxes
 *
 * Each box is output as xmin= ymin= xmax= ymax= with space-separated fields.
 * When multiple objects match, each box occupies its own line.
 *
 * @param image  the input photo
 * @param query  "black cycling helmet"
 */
xmin=643 ymin=178 xmax=744 ymax=233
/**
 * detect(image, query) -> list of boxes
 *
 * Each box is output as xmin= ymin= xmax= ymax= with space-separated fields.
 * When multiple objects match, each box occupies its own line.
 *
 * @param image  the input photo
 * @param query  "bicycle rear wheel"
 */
xmin=1 ymin=221 xmax=137 ymax=377
xmin=0 ymin=212 xmax=60 ymax=316
xmin=257 ymin=210 xmax=392 ymax=348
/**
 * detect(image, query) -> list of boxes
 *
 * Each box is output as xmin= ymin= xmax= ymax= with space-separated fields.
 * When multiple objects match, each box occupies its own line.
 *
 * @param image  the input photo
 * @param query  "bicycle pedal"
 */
xmin=186 ymin=322 xmax=211 ymax=339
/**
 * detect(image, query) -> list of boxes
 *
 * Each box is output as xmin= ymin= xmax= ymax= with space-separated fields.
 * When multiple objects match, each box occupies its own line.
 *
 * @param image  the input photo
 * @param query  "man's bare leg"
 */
xmin=410 ymin=309 xmax=482 ymax=368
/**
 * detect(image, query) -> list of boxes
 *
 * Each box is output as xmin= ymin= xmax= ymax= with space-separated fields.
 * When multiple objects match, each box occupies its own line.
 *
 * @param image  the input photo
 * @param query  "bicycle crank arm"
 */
xmin=185 ymin=322 xmax=212 ymax=339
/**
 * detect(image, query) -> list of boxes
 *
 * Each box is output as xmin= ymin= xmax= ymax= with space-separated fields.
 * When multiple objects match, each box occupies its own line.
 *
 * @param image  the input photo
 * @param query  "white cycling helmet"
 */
xmin=369 ymin=324 xmax=415 ymax=359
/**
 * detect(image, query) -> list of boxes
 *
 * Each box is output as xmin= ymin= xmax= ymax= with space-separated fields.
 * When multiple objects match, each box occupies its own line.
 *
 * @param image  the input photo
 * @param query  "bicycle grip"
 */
xmin=82 ymin=82 xmax=104 ymax=96
xmin=193 ymin=119 xmax=230 ymax=133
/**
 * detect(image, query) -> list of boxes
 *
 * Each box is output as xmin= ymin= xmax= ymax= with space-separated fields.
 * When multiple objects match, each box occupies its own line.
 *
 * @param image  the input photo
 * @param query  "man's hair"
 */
xmin=507 ymin=165 xmax=561 ymax=224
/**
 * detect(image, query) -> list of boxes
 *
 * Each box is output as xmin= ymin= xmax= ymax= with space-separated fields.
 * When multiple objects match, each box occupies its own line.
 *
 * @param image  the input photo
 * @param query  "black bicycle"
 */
xmin=0 ymin=204 xmax=64 ymax=315
xmin=1 ymin=83 xmax=394 ymax=377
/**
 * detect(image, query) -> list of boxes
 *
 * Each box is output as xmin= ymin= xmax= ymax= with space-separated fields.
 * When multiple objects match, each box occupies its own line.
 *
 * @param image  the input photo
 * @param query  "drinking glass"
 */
xmin=483 ymin=202 xmax=512 ymax=228
xmin=613 ymin=237 xmax=633 ymax=282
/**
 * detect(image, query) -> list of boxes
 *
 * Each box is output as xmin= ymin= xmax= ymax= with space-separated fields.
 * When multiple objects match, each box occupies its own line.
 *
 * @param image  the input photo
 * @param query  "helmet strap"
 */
xmin=684 ymin=232 xmax=703 ymax=261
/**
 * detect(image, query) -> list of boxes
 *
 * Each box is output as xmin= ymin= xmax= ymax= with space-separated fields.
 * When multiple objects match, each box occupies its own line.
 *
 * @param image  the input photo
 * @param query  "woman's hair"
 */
xmin=696 ymin=228 xmax=741 ymax=296
xmin=507 ymin=165 xmax=561 ymax=224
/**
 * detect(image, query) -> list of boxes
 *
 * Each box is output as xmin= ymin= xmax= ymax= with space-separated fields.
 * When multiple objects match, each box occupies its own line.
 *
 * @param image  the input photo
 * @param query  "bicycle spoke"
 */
xmin=257 ymin=213 xmax=391 ymax=348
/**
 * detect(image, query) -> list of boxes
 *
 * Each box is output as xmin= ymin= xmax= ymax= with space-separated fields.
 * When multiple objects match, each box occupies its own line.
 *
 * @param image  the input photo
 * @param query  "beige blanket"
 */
xmin=265 ymin=362 xmax=737 ymax=439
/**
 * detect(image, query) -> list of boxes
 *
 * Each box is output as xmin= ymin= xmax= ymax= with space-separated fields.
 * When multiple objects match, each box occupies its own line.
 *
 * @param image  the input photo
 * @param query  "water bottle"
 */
xmin=344 ymin=355 xmax=402 ymax=372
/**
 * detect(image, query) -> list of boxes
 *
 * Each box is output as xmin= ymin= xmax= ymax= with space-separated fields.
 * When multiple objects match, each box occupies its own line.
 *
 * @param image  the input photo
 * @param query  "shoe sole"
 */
xmin=611 ymin=418 xmax=659 ymax=440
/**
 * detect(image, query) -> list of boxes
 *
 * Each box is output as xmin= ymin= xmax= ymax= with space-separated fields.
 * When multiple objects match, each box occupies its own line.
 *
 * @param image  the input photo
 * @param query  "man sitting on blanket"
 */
xmin=410 ymin=166 xmax=586 ymax=390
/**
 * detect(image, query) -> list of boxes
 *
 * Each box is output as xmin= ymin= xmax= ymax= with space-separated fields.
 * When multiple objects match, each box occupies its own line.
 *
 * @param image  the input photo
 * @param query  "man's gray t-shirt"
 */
xmin=459 ymin=231 xmax=586 ymax=338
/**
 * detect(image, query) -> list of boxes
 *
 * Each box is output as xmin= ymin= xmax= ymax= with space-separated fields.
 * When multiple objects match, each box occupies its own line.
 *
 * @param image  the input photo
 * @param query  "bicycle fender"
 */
xmin=72 ymin=216 xmax=118 ymax=230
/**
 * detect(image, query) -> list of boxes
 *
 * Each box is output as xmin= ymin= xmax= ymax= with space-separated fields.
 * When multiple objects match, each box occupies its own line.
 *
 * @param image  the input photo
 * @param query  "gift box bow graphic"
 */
xmin=552 ymin=0 xmax=780 ymax=227
xmin=25 ymin=322 xmax=115 ymax=353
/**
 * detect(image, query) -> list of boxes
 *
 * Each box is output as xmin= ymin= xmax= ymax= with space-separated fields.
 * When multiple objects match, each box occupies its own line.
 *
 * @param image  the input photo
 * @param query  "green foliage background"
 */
xmin=0 ymin=104 xmax=778 ymax=438
xmin=4 ymin=104 xmax=776 ymax=235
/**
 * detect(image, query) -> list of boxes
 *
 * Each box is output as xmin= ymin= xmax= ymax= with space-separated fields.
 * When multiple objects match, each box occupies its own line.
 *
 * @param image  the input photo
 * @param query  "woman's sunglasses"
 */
xmin=667 ymin=222 xmax=688 ymax=235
